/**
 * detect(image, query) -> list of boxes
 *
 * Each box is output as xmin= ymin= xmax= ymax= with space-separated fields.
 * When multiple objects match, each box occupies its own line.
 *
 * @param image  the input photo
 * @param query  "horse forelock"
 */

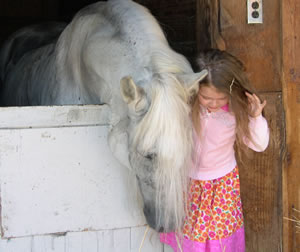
xmin=133 ymin=73 xmax=193 ymax=231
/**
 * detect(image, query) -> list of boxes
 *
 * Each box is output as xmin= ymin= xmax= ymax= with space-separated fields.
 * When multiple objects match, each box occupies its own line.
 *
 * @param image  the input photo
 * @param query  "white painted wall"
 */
xmin=0 ymin=227 xmax=174 ymax=252
xmin=0 ymin=105 xmax=173 ymax=252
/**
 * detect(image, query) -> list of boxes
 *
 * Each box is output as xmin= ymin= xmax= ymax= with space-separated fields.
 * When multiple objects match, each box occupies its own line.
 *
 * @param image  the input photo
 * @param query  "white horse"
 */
xmin=0 ymin=0 xmax=207 ymax=232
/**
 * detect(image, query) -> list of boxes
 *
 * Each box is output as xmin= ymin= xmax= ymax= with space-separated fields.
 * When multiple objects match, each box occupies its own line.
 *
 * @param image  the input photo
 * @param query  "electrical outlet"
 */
xmin=247 ymin=0 xmax=263 ymax=24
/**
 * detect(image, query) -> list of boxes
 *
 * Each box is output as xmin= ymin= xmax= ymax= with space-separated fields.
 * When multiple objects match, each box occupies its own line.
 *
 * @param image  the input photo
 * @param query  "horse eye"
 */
xmin=145 ymin=153 xmax=155 ymax=160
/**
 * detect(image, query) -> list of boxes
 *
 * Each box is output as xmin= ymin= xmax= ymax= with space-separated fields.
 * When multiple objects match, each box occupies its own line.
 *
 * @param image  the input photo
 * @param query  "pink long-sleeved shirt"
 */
xmin=189 ymin=105 xmax=269 ymax=180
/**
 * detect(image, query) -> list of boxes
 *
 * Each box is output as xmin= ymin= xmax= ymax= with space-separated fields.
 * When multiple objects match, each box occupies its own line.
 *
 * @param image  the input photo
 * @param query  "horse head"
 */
xmin=119 ymin=70 xmax=207 ymax=232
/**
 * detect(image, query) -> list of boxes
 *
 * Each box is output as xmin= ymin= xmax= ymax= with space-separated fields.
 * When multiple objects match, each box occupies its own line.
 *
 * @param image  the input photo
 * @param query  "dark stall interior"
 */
xmin=0 ymin=0 xmax=201 ymax=60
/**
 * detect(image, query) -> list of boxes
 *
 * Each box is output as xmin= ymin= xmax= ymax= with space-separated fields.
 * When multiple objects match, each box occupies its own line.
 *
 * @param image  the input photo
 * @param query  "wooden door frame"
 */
xmin=282 ymin=0 xmax=300 ymax=251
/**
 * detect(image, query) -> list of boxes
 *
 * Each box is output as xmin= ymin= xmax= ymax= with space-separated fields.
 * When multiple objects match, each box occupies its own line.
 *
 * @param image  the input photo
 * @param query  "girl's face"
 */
xmin=198 ymin=85 xmax=229 ymax=112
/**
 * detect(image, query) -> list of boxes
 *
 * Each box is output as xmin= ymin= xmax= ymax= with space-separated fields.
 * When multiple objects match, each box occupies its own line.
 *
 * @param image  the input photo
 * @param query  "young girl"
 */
xmin=160 ymin=49 xmax=269 ymax=251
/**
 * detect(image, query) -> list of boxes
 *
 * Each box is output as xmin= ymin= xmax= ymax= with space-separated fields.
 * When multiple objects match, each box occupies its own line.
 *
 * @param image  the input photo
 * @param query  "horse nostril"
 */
xmin=158 ymin=226 xmax=164 ymax=232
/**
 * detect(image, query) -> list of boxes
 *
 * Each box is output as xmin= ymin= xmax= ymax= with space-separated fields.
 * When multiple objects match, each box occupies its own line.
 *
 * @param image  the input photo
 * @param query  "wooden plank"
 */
xmin=65 ymin=232 xmax=98 ymax=252
xmin=282 ymin=0 xmax=300 ymax=251
xmin=31 ymin=235 xmax=66 ymax=252
xmin=0 ymin=125 xmax=145 ymax=238
xmin=0 ymin=228 xmax=163 ymax=252
xmin=47 ymin=235 xmax=66 ymax=252
xmin=219 ymin=0 xmax=281 ymax=92
xmin=130 ymin=226 xmax=163 ymax=252
xmin=112 ymin=229 xmax=131 ymax=252
xmin=238 ymin=92 xmax=283 ymax=251
xmin=0 ymin=105 xmax=111 ymax=129
xmin=196 ymin=0 xmax=226 ymax=52
xmin=97 ymin=229 xmax=131 ymax=252
xmin=0 ymin=236 xmax=32 ymax=252
xmin=163 ymin=244 xmax=174 ymax=252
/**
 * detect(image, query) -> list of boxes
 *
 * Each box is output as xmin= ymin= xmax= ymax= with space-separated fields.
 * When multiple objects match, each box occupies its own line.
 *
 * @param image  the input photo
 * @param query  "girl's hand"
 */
xmin=245 ymin=92 xmax=267 ymax=117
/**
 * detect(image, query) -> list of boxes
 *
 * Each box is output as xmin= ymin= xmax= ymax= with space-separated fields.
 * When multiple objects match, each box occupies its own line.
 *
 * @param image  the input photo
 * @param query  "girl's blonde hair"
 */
xmin=191 ymin=49 xmax=260 ymax=159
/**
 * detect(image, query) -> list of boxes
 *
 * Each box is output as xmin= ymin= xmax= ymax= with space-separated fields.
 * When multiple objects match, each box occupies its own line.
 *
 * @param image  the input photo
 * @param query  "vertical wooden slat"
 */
xmin=32 ymin=236 xmax=54 ymax=252
xmin=98 ymin=229 xmax=131 ymax=252
xmin=0 ymin=236 xmax=32 ymax=252
xmin=112 ymin=229 xmax=131 ymax=252
xmin=163 ymin=244 xmax=174 ymax=252
xmin=238 ymin=93 xmax=283 ymax=251
xmin=218 ymin=0 xmax=282 ymax=92
xmin=195 ymin=0 xmax=211 ymax=51
xmin=49 ymin=235 xmax=66 ymax=252
xmin=282 ymin=0 xmax=300 ymax=251
xmin=196 ymin=0 xmax=225 ymax=52
xmin=65 ymin=232 xmax=94 ymax=252
xmin=130 ymin=226 xmax=163 ymax=252
xmin=31 ymin=235 xmax=66 ymax=252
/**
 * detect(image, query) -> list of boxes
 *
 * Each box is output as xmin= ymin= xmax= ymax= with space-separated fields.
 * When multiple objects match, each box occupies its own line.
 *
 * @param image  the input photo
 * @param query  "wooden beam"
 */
xmin=214 ymin=0 xmax=283 ymax=250
xmin=239 ymin=92 xmax=283 ymax=251
xmin=282 ymin=0 xmax=300 ymax=251
xmin=220 ymin=0 xmax=281 ymax=92
xmin=195 ymin=0 xmax=226 ymax=52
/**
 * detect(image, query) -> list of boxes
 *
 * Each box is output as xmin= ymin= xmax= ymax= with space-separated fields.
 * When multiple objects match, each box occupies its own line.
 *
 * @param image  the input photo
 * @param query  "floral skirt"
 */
xmin=160 ymin=167 xmax=245 ymax=252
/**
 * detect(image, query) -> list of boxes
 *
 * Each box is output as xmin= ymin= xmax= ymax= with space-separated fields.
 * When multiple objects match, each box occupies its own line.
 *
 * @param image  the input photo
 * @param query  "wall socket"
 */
xmin=247 ymin=0 xmax=263 ymax=24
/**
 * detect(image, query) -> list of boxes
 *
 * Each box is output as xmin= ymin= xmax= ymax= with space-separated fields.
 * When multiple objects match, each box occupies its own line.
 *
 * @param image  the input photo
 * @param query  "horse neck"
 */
xmin=108 ymin=0 xmax=167 ymax=43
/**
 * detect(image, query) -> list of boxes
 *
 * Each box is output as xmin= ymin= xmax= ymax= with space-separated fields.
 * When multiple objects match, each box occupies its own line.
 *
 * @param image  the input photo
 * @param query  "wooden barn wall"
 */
xmin=215 ymin=1 xmax=283 ymax=251
xmin=198 ymin=0 xmax=284 ymax=251
xmin=282 ymin=0 xmax=300 ymax=251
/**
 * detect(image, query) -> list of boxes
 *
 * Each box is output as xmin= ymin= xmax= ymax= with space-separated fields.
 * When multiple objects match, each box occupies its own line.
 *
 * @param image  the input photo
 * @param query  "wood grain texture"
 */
xmin=238 ymin=92 xmax=283 ymax=252
xmin=219 ymin=0 xmax=281 ymax=92
xmin=282 ymin=0 xmax=300 ymax=251
xmin=196 ymin=0 xmax=226 ymax=52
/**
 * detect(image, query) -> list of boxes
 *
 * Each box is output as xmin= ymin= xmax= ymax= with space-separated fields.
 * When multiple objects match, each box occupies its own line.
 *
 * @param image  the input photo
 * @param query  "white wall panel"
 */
xmin=130 ymin=226 xmax=163 ymax=252
xmin=0 ymin=228 xmax=164 ymax=252
xmin=0 ymin=105 xmax=163 ymax=252
xmin=0 ymin=126 xmax=145 ymax=238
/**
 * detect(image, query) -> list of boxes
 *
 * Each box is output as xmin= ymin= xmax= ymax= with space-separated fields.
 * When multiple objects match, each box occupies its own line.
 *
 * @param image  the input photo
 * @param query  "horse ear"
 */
xmin=120 ymin=76 xmax=149 ymax=113
xmin=177 ymin=69 xmax=208 ymax=97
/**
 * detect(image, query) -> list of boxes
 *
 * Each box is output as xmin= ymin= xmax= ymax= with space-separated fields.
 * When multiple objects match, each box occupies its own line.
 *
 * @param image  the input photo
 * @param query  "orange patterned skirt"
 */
xmin=160 ymin=166 xmax=245 ymax=251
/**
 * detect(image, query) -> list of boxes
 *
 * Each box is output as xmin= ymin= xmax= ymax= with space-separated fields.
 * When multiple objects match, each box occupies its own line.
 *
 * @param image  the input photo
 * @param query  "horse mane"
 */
xmin=55 ymin=3 xmax=104 ymax=90
xmin=133 ymin=71 xmax=193 ymax=231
